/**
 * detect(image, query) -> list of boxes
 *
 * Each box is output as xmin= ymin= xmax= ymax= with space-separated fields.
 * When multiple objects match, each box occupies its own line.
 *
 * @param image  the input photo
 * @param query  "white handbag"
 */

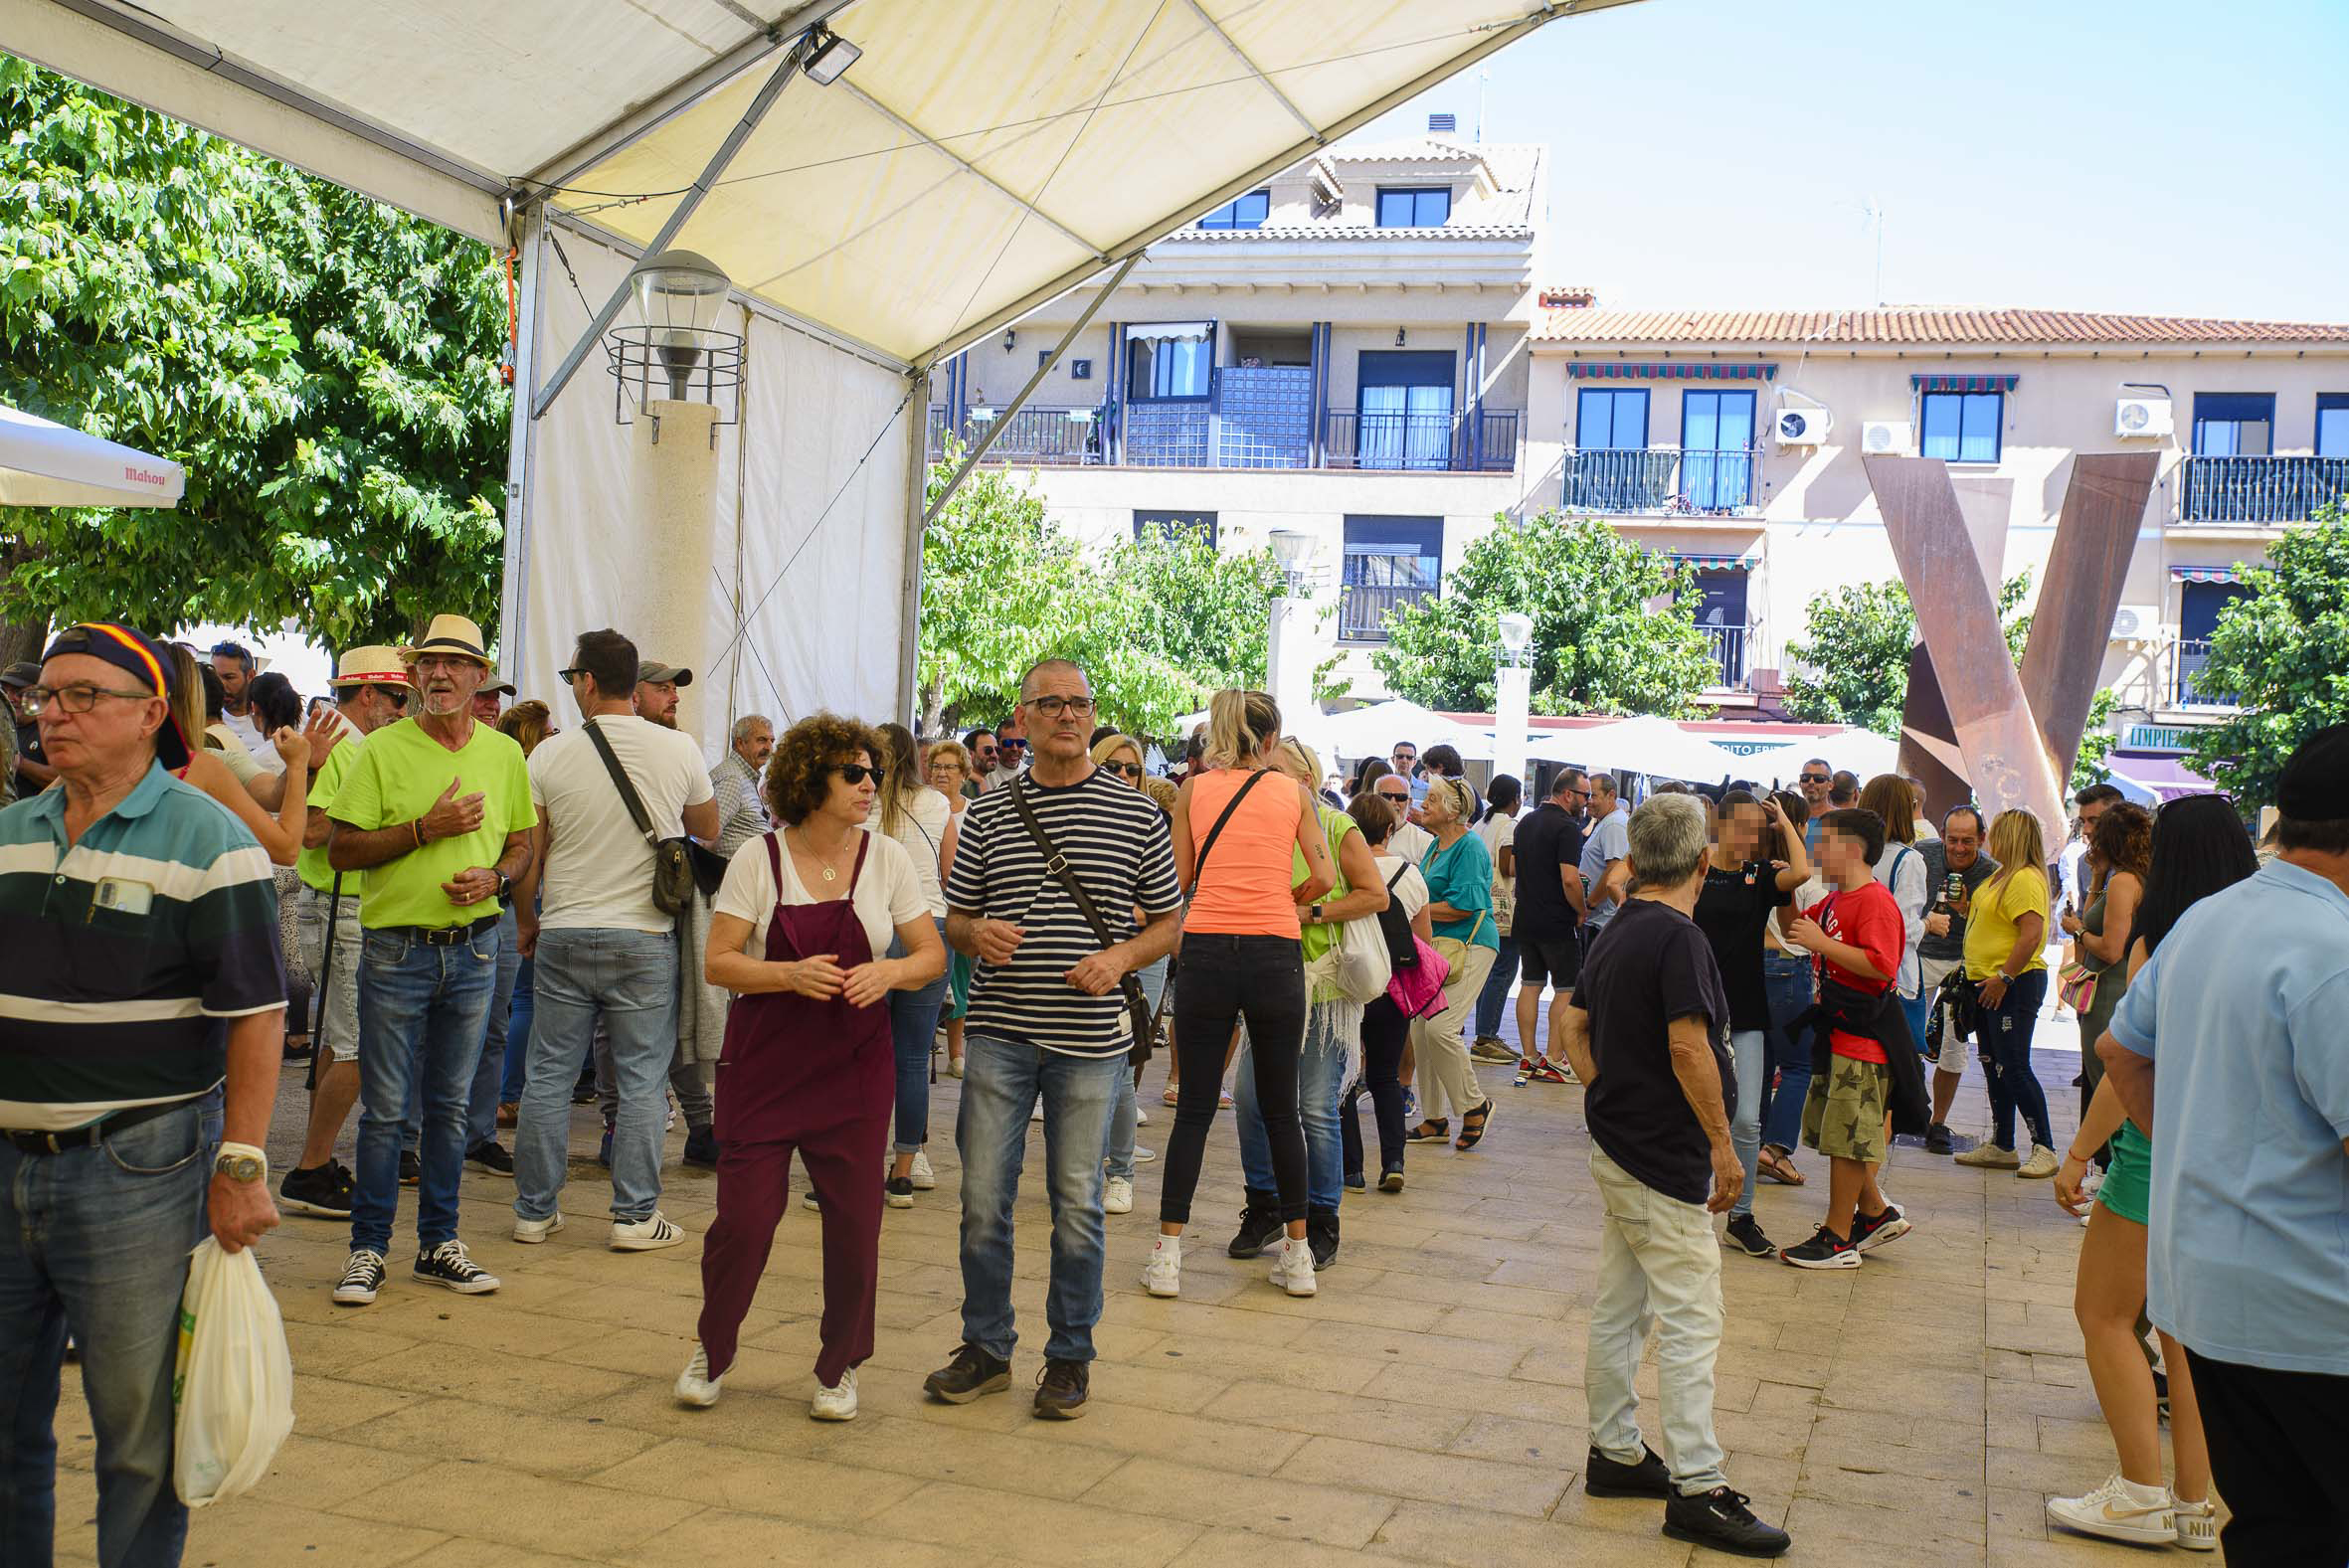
xmin=1329 ymin=909 xmax=1393 ymax=1003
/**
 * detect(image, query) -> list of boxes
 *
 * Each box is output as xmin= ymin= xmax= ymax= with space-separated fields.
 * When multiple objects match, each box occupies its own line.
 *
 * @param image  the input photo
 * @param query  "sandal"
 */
xmin=1162 ymin=1087 xmax=1181 ymax=1106
xmin=1405 ymin=1120 xmax=1450 ymax=1143
xmin=1455 ymin=1100 xmax=1496 ymax=1150
xmin=1758 ymin=1146 xmax=1805 ymax=1186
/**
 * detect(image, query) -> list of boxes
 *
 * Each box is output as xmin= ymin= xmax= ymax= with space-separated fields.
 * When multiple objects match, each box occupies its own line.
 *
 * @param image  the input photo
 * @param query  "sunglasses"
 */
xmin=1375 ymin=788 xmax=1410 ymax=801
xmin=1799 ymin=773 xmax=1831 ymax=784
xmin=1105 ymin=761 xmax=1143 ymax=779
xmin=834 ymin=764 xmax=885 ymax=784
xmin=998 ymin=738 xmax=1028 ymax=751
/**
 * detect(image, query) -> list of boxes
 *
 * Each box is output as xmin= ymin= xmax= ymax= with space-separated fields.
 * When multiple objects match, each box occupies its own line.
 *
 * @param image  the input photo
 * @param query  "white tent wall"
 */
xmin=514 ymin=219 xmax=909 ymax=762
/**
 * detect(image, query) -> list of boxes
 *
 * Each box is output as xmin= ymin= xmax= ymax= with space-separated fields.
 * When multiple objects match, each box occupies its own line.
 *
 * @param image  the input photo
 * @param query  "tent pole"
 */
xmin=897 ymin=367 xmax=930 ymax=726
xmin=496 ymin=207 xmax=547 ymax=689
xmin=921 ymin=252 xmax=1139 ymax=529
xmin=531 ymin=40 xmax=808 ymax=421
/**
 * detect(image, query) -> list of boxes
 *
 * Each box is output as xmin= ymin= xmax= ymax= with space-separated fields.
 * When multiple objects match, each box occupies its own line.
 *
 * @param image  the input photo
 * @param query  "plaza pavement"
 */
xmin=53 ymin=1002 xmax=2180 ymax=1567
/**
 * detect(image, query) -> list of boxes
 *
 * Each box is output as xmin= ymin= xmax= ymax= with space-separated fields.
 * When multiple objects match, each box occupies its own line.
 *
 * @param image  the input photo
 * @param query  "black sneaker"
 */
xmin=1584 ymin=1443 xmax=1673 ymax=1498
xmin=1226 ymin=1191 xmax=1284 ymax=1259
xmin=465 ymin=1139 xmax=514 ymax=1177
xmin=1664 ymin=1485 xmax=1790 ymax=1557
xmin=332 ymin=1249 xmax=387 ymax=1306
xmin=1306 ymin=1207 xmax=1340 ymax=1271
xmin=1851 ymin=1202 xmax=1911 ymax=1254
xmin=413 ymin=1239 xmax=500 ymax=1295
xmin=597 ymin=1122 xmax=614 ymax=1167
xmin=1924 ymin=1123 xmax=1955 ymax=1155
xmin=1379 ymin=1164 xmax=1405 ymax=1193
xmin=682 ymin=1126 xmax=720 ymax=1167
xmin=1723 ymin=1213 xmax=1774 ymax=1258
xmin=279 ymin=1162 xmax=354 ymax=1218
xmin=1344 ymin=1169 xmax=1366 ymax=1193
xmin=924 ymin=1342 xmax=1011 ymax=1405
xmin=1779 ymin=1225 xmax=1860 ymax=1270
xmin=1033 ymin=1358 xmax=1089 ymax=1420
xmin=885 ymin=1175 xmax=915 ymax=1210
xmin=571 ymin=1071 xmax=598 ymax=1105
xmin=398 ymin=1148 xmax=421 ymax=1186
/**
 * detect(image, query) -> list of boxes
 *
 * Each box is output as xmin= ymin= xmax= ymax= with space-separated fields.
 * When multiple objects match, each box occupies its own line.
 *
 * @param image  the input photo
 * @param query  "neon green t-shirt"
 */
xmin=296 ymin=731 xmax=365 ymax=897
xmin=1294 ymin=802 xmax=1359 ymax=966
xmin=328 ymin=717 xmax=536 ymax=930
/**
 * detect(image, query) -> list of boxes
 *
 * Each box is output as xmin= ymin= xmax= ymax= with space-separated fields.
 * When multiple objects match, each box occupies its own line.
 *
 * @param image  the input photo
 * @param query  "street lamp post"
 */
xmin=1494 ymin=611 xmax=1534 ymax=789
xmin=1267 ymin=530 xmax=1317 ymax=730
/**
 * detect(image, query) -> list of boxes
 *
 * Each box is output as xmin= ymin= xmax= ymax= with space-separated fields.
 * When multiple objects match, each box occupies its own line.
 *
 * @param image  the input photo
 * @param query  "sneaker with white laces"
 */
xmin=413 ymin=1239 xmax=499 ymax=1294
xmin=1104 ymin=1175 xmax=1134 ymax=1215
xmin=333 ymin=1248 xmax=387 ymax=1306
xmin=2171 ymin=1497 xmax=2217 ymax=1552
xmin=909 ymin=1150 xmax=937 ymax=1190
xmin=675 ymin=1344 xmax=723 ymax=1407
xmin=1134 ymin=1145 xmax=1156 ymax=1163
xmin=513 ymin=1209 xmax=566 ymax=1245
xmin=611 ymin=1211 xmax=685 ymax=1251
xmin=2046 ymin=1474 xmax=2177 ymax=1545
xmin=1270 ymin=1234 xmax=1318 ymax=1298
xmin=810 ymin=1366 xmax=858 ymax=1421
xmin=1142 ymin=1235 xmax=1181 ymax=1298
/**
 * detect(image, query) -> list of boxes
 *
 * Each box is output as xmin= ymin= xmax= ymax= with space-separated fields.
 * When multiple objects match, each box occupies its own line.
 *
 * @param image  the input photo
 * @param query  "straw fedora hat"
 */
xmin=330 ymin=645 xmax=414 ymax=688
xmin=400 ymin=614 xmax=492 ymax=667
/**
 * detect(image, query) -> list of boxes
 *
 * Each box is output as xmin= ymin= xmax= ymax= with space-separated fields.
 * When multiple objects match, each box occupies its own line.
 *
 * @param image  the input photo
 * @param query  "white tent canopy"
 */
xmin=1736 ymin=728 xmax=1904 ymax=785
xmin=1527 ymin=716 xmax=1746 ymax=784
xmin=1317 ymin=700 xmax=1491 ymax=764
xmin=0 ymin=403 xmax=183 ymax=509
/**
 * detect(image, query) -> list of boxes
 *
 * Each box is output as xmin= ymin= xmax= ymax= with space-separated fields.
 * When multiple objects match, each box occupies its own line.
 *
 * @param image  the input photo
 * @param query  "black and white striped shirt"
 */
xmin=945 ymin=768 xmax=1180 ymax=1058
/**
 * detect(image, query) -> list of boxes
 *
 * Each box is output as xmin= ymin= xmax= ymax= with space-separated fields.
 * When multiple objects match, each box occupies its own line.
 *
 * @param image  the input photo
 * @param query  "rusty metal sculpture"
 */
xmin=1868 ymin=451 xmax=2158 ymax=834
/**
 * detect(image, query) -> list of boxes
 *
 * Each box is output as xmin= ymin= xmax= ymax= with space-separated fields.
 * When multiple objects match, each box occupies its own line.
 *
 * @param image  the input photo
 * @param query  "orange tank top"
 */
xmin=1182 ymin=768 xmax=1306 ymax=939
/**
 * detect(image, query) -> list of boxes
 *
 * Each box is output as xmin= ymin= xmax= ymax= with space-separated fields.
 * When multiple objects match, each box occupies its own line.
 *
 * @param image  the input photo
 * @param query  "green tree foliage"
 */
xmin=0 ymin=58 xmax=509 ymax=649
xmin=915 ymin=462 xmax=1285 ymax=737
xmin=1370 ymin=512 xmax=1715 ymax=716
xmin=2185 ymin=504 xmax=2349 ymax=805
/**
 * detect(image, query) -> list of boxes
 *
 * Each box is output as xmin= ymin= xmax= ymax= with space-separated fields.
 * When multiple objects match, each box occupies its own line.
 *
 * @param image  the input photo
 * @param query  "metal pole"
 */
xmin=921 ymin=252 xmax=1139 ymax=529
xmin=531 ymin=40 xmax=808 ymax=421
xmin=497 ymin=208 xmax=547 ymax=688
xmin=897 ymin=364 xmax=931 ymax=726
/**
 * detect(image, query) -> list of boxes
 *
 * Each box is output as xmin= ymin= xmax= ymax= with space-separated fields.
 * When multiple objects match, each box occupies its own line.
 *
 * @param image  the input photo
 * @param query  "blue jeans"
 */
xmin=500 ymin=955 xmax=535 ymax=1105
xmin=1236 ymin=1001 xmax=1349 ymax=1212
xmin=1105 ymin=957 xmax=1169 ymax=1181
xmin=889 ymin=919 xmax=951 ymax=1155
xmin=467 ymin=905 xmax=524 ymax=1148
xmin=517 ymin=928 xmax=679 ymax=1224
xmin=1758 ymin=953 xmax=1814 ymax=1153
xmin=1727 ymin=1028 xmax=1766 ymax=1219
xmin=1474 ymin=933 xmax=1520 ymax=1042
xmin=1980 ymin=967 xmax=2054 ymax=1152
xmin=0 ymin=1104 xmax=206 ymax=1568
xmin=956 ymin=1033 xmax=1122 ymax=1363
xmin=354 ymin=922 xmax=501 ymax=1255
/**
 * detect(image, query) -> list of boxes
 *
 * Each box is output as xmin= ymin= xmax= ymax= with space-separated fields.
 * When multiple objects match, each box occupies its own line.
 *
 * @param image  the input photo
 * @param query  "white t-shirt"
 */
xmin=1873 ymin=840 xmax=1929 ymax=997
xmin=205 ymin=723 xmax=266 ymax=786
xmin=1388 ymin=821 xmax=1434 ymax=866
xmin=714 ymin=826 xmax=927 ymax=960
xmin=867 ymin=786 xmax=952 ymax=918
xmin=1372 ymin=852 xmax=1431 ymax=922
xmin=528 ymin=715 xmax=716 ymax=932
xmin=1474 ymin=811 xmax=1517 ymax=885
xmin=216 ymin=707 xmax=270 ymax=763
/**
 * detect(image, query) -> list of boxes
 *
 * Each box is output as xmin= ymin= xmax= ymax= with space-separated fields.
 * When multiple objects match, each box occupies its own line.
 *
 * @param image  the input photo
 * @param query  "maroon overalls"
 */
xmin=695 ymin=831 xmax=893 ymax=1386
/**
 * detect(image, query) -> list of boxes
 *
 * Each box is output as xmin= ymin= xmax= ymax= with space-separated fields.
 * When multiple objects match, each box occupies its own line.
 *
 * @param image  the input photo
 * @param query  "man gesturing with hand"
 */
xmin=324 ymin=615 xmax=534 ymax=1307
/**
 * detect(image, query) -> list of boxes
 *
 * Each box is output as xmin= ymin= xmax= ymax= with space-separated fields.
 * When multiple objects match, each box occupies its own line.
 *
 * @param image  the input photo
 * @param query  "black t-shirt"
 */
xmin=1572 ymin=896 xmax=1732 ymax=1205
xmin=1511 ymin=802 xmax=1587 ymax=940
xmin=1692 ymin=863 xmax=1793 ymax=1032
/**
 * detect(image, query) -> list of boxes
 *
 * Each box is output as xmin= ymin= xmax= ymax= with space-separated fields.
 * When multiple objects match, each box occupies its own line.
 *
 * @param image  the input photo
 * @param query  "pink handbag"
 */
xmin=1386 ymin=934 xmax=1452 ymax=1018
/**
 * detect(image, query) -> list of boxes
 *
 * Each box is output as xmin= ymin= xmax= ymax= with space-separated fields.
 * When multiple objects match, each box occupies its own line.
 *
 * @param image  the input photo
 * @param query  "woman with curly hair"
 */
xmin=2059 ymin=801 xmax=2150 ymax=1137
xmin=679 ymin=713 xmax=946 ymax=1422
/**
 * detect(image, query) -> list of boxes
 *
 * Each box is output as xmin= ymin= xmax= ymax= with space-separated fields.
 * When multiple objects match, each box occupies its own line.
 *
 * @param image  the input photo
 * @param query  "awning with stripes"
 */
xmin=1909 ymin=374 xmax=2019 ymax=393
xmin=1565 ymin=361 xmax=1777 ymax=381
xmin=1668 ymin=552 xmax=1758 ymax=572
xmin=2171 ymin=564 xmax=2248 ymax=584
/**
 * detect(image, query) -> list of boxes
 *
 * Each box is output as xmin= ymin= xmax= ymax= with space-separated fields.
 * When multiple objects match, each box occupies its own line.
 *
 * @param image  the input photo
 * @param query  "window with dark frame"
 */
xmin=1374 ymin=187 xmax=1452 ymax=228
xmin=1919 ymin=390 xmax=2003 ymax=463
xmin=1340 ymin=515 xmax=1443 ymax=641
xmin=1126 ymin=334 xmax=1211 ymax=401
xmin=1196 ymin=190 xmax=1270 ymax=230
xmin=1133 ymin=510 xmax=1218 ymax=548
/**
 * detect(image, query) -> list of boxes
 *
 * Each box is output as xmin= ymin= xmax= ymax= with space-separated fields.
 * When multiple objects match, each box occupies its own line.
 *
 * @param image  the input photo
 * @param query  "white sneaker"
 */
xmin=1136 ymin=1107 xmax=1151 ymax=1127
xmin=675 ymin=1345 xmax=723 ymax=1407
xmin=909 ymin=1150 xmax=937 ymax=1190
xmin=1104 ymin=1176 xmax=1134 ymax=1215
xmin=1142 ymin=1235 xmax=1181 ymax=1298
xmin=947 ymin=1057 xmax=964 ymax=1079
xmin=810 ymin=1366 xmax=858 ymax=1421
xmin=1271 ymin=1235 xmax=1318 ymax=1298
xmin=611 ymin=1211 xmax=685 ymax=1251
xmin=1134 ymin=1144 xmax=1156 ymax=1163
xmin=2047 ymin=1474 xmax=2177 ymax=1546
xmin=512 ymin=1209 xmax=565 ymax=1245
xmin=2172 ymin=1497 xmax=2218 ymax=1552
xmin=801 ymin=1191 xmax=820 ymax=1212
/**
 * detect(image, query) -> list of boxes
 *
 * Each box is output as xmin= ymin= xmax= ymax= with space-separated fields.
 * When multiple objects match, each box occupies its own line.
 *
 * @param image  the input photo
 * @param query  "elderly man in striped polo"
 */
xmin=0 ymin=621 xmax=285 ymax=1567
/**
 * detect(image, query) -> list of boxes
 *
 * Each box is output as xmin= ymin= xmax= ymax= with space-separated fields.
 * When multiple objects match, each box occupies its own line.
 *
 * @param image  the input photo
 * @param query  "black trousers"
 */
xmin=2182 ymin=1346 xmax=2349 ymax=1566
xmin=1341 ymin=994 xmax=1410 ymax=1179
xmin=1159 ymin=934 xmax=1308 ymax=1225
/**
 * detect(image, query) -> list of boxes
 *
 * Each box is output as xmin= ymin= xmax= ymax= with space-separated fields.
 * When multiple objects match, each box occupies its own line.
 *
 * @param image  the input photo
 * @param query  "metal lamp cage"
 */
xmin=606 ymin=323 xmax=746 ymax=440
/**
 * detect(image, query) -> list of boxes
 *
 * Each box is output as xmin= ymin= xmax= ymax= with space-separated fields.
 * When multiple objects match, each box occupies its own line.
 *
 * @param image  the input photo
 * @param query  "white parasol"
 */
xmin=0 ymin=404 xmax=184 ymax=509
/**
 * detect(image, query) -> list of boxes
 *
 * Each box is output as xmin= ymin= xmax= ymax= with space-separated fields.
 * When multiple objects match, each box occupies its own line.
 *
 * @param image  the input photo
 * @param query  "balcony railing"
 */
xmin=2171 ymin=638 xmax=2238 ymax=708
xmin=1322 ymin=409 xmax=1523 ymax=473
xmin=1704 ymin=623 xmax=1751 ymax=690
xmin=2176 ymin=452 xmax=2349 ymax=524
xmin=1561 ymin=446 xmax=1763 ymax=516
xmin=1338 ymin=583 xmax=1435 ymax=641
xmin=928 ymin=405 xmax=1101 ymax=465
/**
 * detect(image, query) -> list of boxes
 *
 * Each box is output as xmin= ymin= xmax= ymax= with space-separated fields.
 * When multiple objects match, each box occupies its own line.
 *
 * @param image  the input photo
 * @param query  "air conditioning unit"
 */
xmin=2109 ymin=604 xmax=2159 ymax=642
xmin=1860 ymin=420 xmax=1911 ymax=455
xmin=1775 ymin=408 xmax=1830 ymax=445
xmin=2114 ymin=397 xmax=2174 ymax=438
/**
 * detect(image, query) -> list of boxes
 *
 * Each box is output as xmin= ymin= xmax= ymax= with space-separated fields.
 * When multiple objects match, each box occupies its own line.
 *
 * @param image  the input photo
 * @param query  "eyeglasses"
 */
xmin=413 ymin=655 xmax=475 ymax=675
xmin=1020 ymin=695 xmax=1095 ymax=720
xmin=1799 ymin=773 xmax=1831 ymax=784
xmin=834 ymin=764 xmax=885 ymax=785
xmin=1105 ymin=761 xmax=1143 ymax=779
xmin=21 ymin=682 xmax=157 ymax=716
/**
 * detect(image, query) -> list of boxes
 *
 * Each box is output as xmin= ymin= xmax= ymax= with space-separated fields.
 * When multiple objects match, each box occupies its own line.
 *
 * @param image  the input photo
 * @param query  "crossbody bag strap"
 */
xmin=1184 ymin=768 xmax=1269 ymax=896
xmin=1006 ymin=777 xmax=1155 ymax=1056
xmin=583 ymin=718 xmax=658 ymax=848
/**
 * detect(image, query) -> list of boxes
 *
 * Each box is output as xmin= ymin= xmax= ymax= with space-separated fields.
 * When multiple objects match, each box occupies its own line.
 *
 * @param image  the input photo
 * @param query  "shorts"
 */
xmin=1801 ymin=1055 xmax=1891 ymax=1163
xmin=1518 ymin=932 xmax=1581 ymax=990
xmin=2095 ymin=1121 xmax=2152 ymax=1225
xmin=294 ymin=884 xmax=365 ymax=1064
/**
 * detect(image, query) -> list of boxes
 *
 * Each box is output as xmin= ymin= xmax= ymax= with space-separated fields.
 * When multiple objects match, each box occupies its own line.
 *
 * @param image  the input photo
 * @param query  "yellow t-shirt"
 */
xmin=328 ymin=717 xmax=535 ymax=930
xmin=1962 ymin=865 xmax=2051 ymax=980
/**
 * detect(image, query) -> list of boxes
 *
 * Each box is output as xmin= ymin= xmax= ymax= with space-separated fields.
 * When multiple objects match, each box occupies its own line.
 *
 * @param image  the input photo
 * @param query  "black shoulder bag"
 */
xmin=583 ymin=718 xmax=725 ymax=916
xmin=1374 ymin=861 xmax=1421 ymax=970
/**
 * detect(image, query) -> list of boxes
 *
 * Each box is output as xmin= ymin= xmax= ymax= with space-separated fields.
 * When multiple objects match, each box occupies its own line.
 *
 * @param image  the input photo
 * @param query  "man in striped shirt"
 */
xmin=0 ymin=621 xmax=285 ymax=1566
xmin=924 ymin=659 xmax=1181 ymax=1420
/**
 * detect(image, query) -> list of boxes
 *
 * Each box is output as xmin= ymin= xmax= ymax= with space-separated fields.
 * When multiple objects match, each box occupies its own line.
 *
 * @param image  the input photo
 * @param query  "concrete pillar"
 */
xmin=1267 ymin=595 xmax=1315 ymax=736
xmin=627 ymin=398 xmax=720 ymax=749
xmin=1493 ymin=664 xmax=1531 ymax=790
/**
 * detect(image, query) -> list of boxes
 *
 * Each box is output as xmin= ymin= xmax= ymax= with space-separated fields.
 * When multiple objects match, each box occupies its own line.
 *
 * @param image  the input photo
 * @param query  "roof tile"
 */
xmin=1533 ymin=307 xmax=2349 ymax=345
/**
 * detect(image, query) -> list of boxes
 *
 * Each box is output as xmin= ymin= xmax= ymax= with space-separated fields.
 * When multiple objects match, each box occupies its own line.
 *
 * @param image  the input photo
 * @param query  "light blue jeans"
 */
xmin=889 ymin=918 xmax=952 ymax=1155
xmin=1473 ymin=933 xmax=1521 ymax=1042
xmin=466 ymin=904 xmax=524 ymax=1148
xmin=1585 ymin=1147 xmax=1730 ymax=1496
xmin=956 ymin=1033 xmax=1123 ymax=1363
xmin=1235 ymin=1000 xmax=1350 ymax=1212
xmin=354 ymin=922 xmax=501 ymax=1255
xmin=1105 ymin=957 xmax=1169 ymax=1181
xmin=0 ymin=1104 xmax=207 ymax=1568
xmin=1727 ymin=1028 xmax=1766 ymax=1220
xmin=516 ymin=928 xmax=678 ymax=1224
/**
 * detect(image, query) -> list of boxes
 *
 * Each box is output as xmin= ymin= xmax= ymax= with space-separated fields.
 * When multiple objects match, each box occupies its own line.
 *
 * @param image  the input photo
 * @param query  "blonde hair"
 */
xmin=924 ymin=738 xmax=971 ymax=779
xmin=1424 ymin=776 xmax=1474 ymax=824
xmin=872 ymin=721 xmax=924 ymax=838
xmin=164 ymin=644 xmax=206 ymax=758
xmin=1276 ymin=737 xmax=1322 ymax=787
xmin=496 ymin=699 xmax=554 ymax=756
xmin=1089 ymin=732 xmax=1144 ymax=776
xmin=1204 ymin=688 xmax=1281 ymax=770
xmin=1857 ymin=774 xmax=1919 ymax=846
xmin=1982 ymin=808 xmax=2049 ymax=903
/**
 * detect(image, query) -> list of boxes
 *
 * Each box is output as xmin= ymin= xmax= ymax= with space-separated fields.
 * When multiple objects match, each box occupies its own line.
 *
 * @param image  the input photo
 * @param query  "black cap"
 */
xmin=2275 ymin=723 xmax=2349 ymax=822
xmin=1 ymin=660 xmax=41 ymax=689
xmin=38 ymin=622 xmax=192 ymax=769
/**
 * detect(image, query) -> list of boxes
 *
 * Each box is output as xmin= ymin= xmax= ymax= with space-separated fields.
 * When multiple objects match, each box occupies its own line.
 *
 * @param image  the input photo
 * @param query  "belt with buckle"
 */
xmin=400 ymin=915 xmax=499 ymax=948
xmin=2 ymin=1099 xmax=187 ymax=1157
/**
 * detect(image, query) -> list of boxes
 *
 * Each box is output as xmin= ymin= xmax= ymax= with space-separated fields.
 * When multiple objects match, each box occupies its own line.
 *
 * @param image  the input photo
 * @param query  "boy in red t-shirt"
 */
xmin=1777 ymin=807 xmax=1913 ymax=1268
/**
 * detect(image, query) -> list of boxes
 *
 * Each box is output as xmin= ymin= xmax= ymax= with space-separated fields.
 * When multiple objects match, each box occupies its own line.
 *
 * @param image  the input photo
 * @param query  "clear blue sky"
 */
xmin=1362 ymin=0 xmax=2348 ymax=322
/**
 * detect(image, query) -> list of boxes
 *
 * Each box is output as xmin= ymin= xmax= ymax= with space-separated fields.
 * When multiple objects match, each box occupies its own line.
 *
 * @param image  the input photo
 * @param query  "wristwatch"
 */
xmin=1308 ymin=904 xmax=1326 ymax=924
xmin=495 ymin=869 xmax=513 ymax=901
xmin=214 ymin=1148 xmax=266 ymax=1183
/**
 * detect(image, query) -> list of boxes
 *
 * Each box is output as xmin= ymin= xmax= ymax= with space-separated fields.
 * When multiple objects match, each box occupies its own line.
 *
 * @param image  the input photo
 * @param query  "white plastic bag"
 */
xmin=1330 ymin=910 xmax=1393 ymax=1003
xmin=172 ymin=1238 xmax=294 ymax=1506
